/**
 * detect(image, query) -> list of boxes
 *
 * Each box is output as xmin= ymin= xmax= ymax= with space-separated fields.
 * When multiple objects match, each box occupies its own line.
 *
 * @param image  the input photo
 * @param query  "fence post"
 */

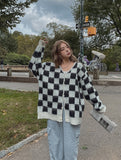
xmin=93 ymin=69 xmax=99 ymax=79
xmin=29 ymin=70 xmax=34 ymax=77
xmin=7 ymin=68 xmax=12 ymax=76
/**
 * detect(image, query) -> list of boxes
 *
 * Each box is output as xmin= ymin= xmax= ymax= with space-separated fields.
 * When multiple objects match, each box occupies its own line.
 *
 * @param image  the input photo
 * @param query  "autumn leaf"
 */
xmin=1 ymin=109 xmax=7 ymax=115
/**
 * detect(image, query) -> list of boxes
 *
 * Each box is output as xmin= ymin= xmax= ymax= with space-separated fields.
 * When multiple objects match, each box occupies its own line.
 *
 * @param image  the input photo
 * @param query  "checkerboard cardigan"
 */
xmin=28 ymin=41 xmax=105 ymax=125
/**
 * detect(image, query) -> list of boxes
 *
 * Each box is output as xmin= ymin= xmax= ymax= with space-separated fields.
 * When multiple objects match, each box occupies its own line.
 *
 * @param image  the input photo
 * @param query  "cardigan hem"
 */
xmin=38 ymin=112 xmax=82 ymax=125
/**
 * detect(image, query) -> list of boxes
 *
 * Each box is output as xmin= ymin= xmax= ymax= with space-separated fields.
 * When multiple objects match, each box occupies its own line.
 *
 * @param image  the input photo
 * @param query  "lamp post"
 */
xmin=78 ymin=0 xmax=84 ymax=62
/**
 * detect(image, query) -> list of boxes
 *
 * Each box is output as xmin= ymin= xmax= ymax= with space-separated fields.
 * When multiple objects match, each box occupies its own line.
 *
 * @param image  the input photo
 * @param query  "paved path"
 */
xmin=0 ymin=73 xmax=121 ymax=160
xmin=0 ymin=71 xmax=121 ymax=79
xmin=0 ymin=72 xmax=121 ymax=91
xmin=0 ymin=81 xmax=38 ymax=92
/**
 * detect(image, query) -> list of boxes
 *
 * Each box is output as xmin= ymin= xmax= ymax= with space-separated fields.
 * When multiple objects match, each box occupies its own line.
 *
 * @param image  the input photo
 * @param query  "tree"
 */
xmin=12 ymin=31 xmax=23 ymax=38
xmin=0 ymin=0 xmax=38 ymax=32
xmin=0 ymin=31 xmax=18 ymax=58
xmin=47 ymin=22 xmax=74 ymax=37
xmin=72 ymin=0 xmax=121 ymax=48
xmin=0 ymin=45 xmax=7 ymax=58
xmin=104 ymin=39 xmax=121 ymax=70
xmin=16 ymin=34 xmax=39 ymax=57
xmin=45 ymin=23 xmax=80 ymax=59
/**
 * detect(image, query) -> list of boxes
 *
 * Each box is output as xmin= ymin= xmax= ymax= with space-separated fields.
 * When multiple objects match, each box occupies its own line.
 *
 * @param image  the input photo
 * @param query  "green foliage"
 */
xmin=45 ymin=22 xmax=80 ymax=59
xmin=0 ymin=30 xmax=18 ymax=61
xmin=4 ymin=52 xmax=30 ymax=65
xmin=71 ymin=0 xmax=121 ymax=70
xmin=16 ymin=32 xmax=49 ymax=57
xmin=104 ymin=41 xmax=121 ymax=71
xmin=16 ymin=34 xmax=39 ymax=57
xmin=0 ymin=0 xmax=38 ymax=32
xmin=1 ymin=21 xmax=121 ymax=71
xmin=72 ymin=0 xmax=121 ymax=48
xmin=12 ymin=31 xmax=23 ymax=38
xmin=115 ymin=39 xmax=121 ymax=47
xmin=60 ymin=30 xmax=80 ymax=57
xmin=0 ymin=45 xmax=7 ymax=59
xmin=0 ymin=31 xmax=18 ymax=53
xmin=119 ymin=62 xmax=121 ymax=70
xmin=108 ymin=64 xmax=116 ymax=71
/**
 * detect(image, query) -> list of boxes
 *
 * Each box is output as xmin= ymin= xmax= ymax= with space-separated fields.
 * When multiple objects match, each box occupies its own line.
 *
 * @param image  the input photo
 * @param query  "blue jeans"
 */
xmin=47 ymin=110 xmax=81 ymax=160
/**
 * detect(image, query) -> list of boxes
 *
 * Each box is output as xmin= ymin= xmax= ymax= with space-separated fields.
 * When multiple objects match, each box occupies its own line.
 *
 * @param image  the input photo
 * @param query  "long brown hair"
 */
xmin=51 ymin=40 xmax=78 ymax=68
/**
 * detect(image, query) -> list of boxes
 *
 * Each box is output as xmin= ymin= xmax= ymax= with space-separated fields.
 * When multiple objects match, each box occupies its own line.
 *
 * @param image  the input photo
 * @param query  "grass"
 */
xmin=0 ymin=88 xmax=47 ymax=150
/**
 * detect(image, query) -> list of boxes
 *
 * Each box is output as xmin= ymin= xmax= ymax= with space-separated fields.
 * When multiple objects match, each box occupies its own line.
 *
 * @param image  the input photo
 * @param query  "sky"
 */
xmin=11 ymin=0 xmax=76 ymax=35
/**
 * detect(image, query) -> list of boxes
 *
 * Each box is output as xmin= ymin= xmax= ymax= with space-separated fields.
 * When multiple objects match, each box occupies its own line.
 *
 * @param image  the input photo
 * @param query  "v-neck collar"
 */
xmin=60 ymin=62 xmax=77 ymax=73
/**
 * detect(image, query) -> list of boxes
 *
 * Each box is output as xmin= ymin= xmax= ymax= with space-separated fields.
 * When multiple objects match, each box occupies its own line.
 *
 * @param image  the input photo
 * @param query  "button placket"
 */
xmin=62 ymin=73 xmax=66 ymax=110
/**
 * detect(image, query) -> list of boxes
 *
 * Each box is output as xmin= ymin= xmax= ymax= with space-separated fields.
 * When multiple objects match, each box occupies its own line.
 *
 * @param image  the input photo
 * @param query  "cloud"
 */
xmin=12 ymin=0 xmax=75 ymax=35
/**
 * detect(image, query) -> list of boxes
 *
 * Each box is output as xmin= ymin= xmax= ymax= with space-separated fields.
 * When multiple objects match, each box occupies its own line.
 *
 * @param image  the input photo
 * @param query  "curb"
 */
xmin=0 ymin=128 xmax=47 ymax=159
xmin=93 ymin=79 xmax=121 ymax=86
xmin=0 ymin=76 xmax=37 ymax=83
xmin=0 ymin=76 xmax=121 ymax=86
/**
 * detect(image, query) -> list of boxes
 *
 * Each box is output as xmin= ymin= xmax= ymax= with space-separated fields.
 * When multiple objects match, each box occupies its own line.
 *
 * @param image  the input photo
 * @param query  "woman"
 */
xmin=29 ymin=39 xmax=106 ymax=160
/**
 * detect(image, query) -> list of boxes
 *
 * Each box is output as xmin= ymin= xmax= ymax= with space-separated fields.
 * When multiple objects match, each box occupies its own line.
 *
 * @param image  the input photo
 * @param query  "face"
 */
xmin=59 ymin=43 xmax=71 ymax=59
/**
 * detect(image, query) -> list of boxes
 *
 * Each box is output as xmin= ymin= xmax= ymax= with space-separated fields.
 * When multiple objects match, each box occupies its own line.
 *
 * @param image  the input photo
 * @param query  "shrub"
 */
xmin=119 ymin=62 xmax=121 ymax=70
xmin=4 ymin=52 xmax=30 ymax=65
xmin=108 ymin=64 xmax=116 ymax=71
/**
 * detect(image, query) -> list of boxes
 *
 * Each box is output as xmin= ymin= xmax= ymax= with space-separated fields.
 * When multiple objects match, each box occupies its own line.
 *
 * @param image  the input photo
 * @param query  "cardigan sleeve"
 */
xmin=28 ymin=40 xmax=45 ymax=78
xmin=78 ymin=63 xmax=106 ymax=113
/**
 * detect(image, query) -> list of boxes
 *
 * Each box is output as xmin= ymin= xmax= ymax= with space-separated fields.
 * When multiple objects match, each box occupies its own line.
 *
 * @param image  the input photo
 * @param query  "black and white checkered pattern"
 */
xmin=28 ymin=41 xmax=106 ymax=125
